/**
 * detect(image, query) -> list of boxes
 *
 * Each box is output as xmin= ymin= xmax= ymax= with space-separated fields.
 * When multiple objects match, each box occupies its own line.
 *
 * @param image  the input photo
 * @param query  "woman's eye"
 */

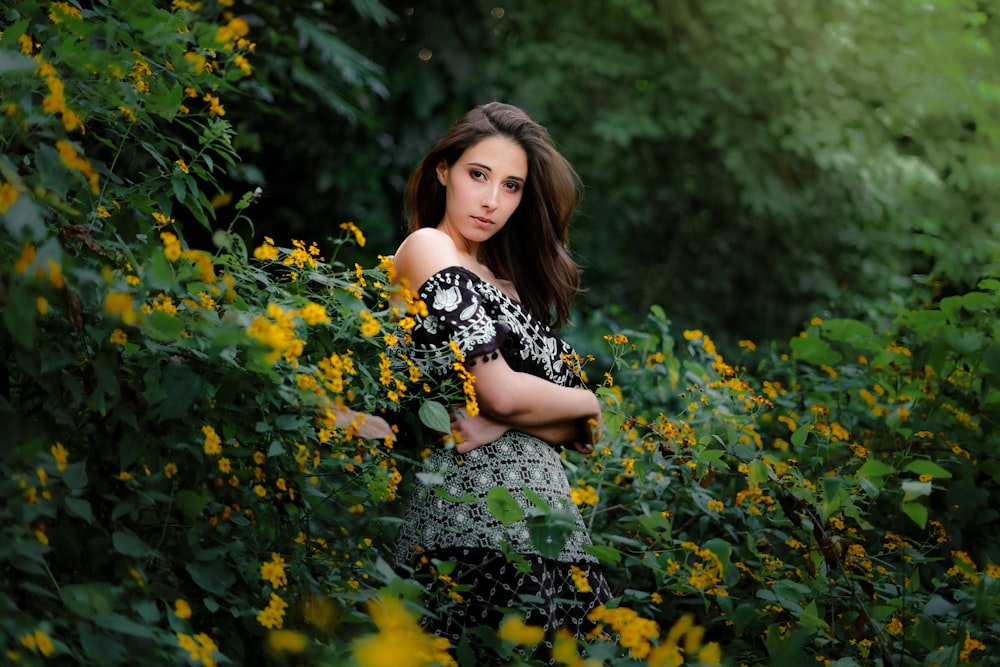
xmin=503 ymin=182 xmax=520 ymax=193
xmin=470 ymin=169 xmax=486 ymax=180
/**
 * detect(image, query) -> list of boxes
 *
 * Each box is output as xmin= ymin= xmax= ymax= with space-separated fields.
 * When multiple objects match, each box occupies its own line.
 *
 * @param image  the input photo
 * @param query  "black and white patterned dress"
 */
xmin=394 ymin=266 xmax=612 ymax=647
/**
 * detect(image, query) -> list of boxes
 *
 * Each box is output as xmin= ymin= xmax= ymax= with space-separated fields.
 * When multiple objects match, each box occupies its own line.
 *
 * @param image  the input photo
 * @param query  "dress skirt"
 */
xmin=395 ymin=430 xmax=612 ymax=642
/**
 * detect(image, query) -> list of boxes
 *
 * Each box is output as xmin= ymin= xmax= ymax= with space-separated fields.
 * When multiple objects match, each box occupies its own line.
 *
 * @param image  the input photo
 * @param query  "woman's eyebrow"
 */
xmin=467 ymin=161 xmax=525 ymax=183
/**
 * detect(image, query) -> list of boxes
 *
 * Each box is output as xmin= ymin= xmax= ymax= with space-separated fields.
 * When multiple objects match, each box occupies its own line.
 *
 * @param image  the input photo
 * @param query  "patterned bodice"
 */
xmin=407 ymin=266 xmax=581 ymax=388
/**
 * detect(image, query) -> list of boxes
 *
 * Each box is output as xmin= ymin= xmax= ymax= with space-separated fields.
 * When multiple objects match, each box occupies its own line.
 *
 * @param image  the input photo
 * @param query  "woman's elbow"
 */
xmin=477 ymin=389 xmax=523 ymax=421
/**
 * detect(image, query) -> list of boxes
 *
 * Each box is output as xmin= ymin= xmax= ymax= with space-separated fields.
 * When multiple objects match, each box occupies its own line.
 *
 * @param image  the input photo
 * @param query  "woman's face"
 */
xmin=435 ymin=135 xmax=527 ymax=250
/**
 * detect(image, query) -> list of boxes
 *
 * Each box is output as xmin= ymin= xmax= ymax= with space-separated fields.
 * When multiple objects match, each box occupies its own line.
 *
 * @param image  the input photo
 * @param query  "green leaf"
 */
xmin=904 ymin=460 xmax=952 ymax=479
xmin=0 ymin=50 xmax=36 ymax=75
xmin=960 ymin=291 xmax=993 ymax=311
xmin=92 ymin=613 xmax=159 ymax=638
xmin=790 ymin=334 xmax=841 ymax=366
xmin=185 ymin=559 xmax=235 ymax=595
xmin=418 ymin=400 xmax=451 ymax=433
xmin=62 ymin=461 xmax=89 ymax=491
xmin=153 ymin=364 xmax=204 ymax=420
xmin=79 ymin=627 xmax=127 ymax=664
xmin=582 ymin=544 xmax=622 ymax=565
xmin=984 ymin=343 xmax=1000 ymax=380
xmin=901 ymin=501 xmax=928 ymax=528
xmin=858 ymin=460 xmax=895 ymax=478
xmin=112 ymin=529 xmax=155 ymax=558
xmin=2 ymin=285 xmax=36 ymax=349
xmin=821 ymin=318 xmax=874 ymax=344
xmin=790 ymin=425 xmax=809 ymax=447
xmin=821 ymin=477 xmax=844 ymax=519
xmin=61 ymin=583 xmax=118 ymax=618
xmin=175 ymin=490 xmax=210 ymax=520
xmin=527 ymin=514 xmax=574 ymax=559
xmin=747 ymin=459 xmax=769 ymax=488
xmin=522 ymin=487 xmax=551 ymax=511
xmin=64 ymin=497 xmax=94 ymax=523
xmin=486 ymin=486 xmax=524 ymax=525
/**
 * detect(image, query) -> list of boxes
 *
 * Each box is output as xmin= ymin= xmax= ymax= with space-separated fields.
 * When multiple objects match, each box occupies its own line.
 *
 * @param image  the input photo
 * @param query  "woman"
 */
xmin=391 ymin=102 xmax=612 ymax=650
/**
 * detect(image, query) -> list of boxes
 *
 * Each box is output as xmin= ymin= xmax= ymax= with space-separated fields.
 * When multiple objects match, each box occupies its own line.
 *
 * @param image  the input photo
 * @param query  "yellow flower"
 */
xmin=160 ymin=231 xmax=182 ymax=261
xmin=359 ymin=311 xmax=380 ymax=337
xmin=498 ymin=616 xmax=544 ymax=645
xmin=256 ymin=592 xmax=288 ymax=629
xmin=352 ymin=596 xmax=456 ymax=667
xmin=340 ymin=221 xmax=366 ymax=247
xmin=299 ymin=302 xmax=330 ymax=325
xmin=32 ymin=629 xmax=53 ymax=657
xmin=202 ymin=425 xmax=222 ymax=455
xmin=175 ymin=599 xmax=193 ymax=619
xmin=260 ymin=552 xmax=288 ymax=589
xmin=51 ymin=443 xmax=69 ymax=471
xmin=56 ymin=140 xmax=99 ymax=192
xmin=164 ymin=462 xmax=178 ymax=478
xmin=253 ymin=239 xmax=279 ymax=261
xmin=570 ymin=565 xmax=592 ymax=593
xmin=0 ymin=181 xmax=18 ymax=214
xmin=203 ymin=93 xmax=225 ymax=117
xmin=266 ymin=629 xmax=307 ymax=655
xmin=110 ymin=328 xmax=128 ymax=346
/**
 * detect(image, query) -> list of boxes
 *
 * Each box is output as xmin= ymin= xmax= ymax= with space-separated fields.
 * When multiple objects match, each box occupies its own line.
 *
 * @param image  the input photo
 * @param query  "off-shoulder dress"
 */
xmin=394 ymin=265 xmax=612 ymax=642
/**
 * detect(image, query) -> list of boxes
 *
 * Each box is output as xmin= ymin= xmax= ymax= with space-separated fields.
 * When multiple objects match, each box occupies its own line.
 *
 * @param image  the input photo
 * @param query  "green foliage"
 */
xmin=3 ymin=2 xmax=999 ymax=667
xmin=575 ymin=275 xmax=1000 ymax=665
xmin=320 ymin=0 xmax=1000 ymax=342
xmin=0 ymin=2 xmax=418 ymax=665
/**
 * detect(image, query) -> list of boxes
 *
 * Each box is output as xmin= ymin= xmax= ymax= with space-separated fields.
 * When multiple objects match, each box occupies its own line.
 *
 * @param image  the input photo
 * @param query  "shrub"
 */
xmin=4 ymin=3 xmax=998 ymax=666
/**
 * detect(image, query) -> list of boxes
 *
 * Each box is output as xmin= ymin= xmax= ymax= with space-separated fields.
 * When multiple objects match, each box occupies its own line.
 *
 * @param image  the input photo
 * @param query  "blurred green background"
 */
xmin=213 ymin=0 xmax=1000 ymax=344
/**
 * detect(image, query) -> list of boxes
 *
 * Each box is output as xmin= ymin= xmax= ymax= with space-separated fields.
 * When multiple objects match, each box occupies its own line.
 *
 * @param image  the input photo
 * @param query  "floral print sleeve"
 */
xmin=408 ymin=266 xmax=512 ymax=376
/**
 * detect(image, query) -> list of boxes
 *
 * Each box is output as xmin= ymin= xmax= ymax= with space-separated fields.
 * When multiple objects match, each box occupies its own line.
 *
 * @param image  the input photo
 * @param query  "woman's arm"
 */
xmin=458 ymin=351 xmax=604 ymax=453
xmin=448 ymin=409 xmax=598 ymax=454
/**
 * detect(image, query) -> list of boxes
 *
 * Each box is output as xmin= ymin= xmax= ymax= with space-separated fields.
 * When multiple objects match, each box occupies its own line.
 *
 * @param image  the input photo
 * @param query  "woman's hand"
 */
xmin=449 ymin=409 xmax=510 ymax=454
xmin=571 ymin=407 xmax=605 ymax=455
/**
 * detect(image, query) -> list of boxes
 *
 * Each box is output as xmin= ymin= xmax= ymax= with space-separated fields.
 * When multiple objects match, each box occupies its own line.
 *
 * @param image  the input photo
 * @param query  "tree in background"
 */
xmin=226 ymin=0 xmax=1000 ymax=343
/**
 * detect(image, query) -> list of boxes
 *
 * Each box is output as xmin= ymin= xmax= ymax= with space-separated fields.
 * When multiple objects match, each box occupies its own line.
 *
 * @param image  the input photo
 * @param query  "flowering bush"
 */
xmin=573 ymin=284 xmax=1000 ymax=665
xmin=3 ymin=2 xmax=998 ymax=667
xmin=0 ymin=2 xmax=418 ymax=665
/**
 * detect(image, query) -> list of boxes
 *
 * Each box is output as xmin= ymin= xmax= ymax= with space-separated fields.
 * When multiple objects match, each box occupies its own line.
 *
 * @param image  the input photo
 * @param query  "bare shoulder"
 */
xmin=393 ymin=228 xmax=460 ymax=291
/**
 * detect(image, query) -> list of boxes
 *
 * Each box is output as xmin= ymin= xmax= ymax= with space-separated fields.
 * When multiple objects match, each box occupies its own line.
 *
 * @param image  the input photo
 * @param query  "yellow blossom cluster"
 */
xmin=680 ymin=541 xmax=725 ymax=593
xmin=202 ymin=425 xmax=222 ymax=455
xmin=352 ymin=595 xmax=456 ymax=667
xmin=283 ymin=239 xmax=322 ymax=272
xmin=451 ymin=351 xmax=479 ymax=416
xmin=161 ymin=231 xmax=183 ymax=261
xmin=18 ymin=628 xmax=54 ymax=657
xmin=37 ymin=60 xmax=84 ymax=132
xmin=56 ymin=140 xmax=99 ymax=193
xmin=570 ymin=481 xmax=598 ymax=507
xmin=260 ymin=552 xmax=288 ymax=588
xmin=498 ymin=616 xmax=544 ymax=646
xmin=177 ymin=632 xmax=218 ymax=666
xmin=246 ymin=303 xmax=312 ymax=366
xmin=341 ymin=221 xmax=367 ymax=247
xmin=570 ymin=565 xmax=591 ymax=592
xmin=256 ymin=592 xmax=288 ymax=629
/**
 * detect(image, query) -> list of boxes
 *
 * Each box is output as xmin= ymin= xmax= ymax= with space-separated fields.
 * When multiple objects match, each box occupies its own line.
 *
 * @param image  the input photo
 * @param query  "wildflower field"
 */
xmin=2 ymin=2 xmax=999 ymax=666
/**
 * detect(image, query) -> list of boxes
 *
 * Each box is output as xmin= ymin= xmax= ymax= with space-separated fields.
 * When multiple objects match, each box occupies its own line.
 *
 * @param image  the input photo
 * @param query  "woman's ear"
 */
xmin=435 ymin=161 xmax=448 ymax=186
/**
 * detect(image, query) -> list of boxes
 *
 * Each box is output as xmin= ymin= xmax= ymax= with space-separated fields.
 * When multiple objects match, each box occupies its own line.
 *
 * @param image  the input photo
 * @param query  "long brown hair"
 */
xmin=403 ymin=102 xmax=582 ymax=330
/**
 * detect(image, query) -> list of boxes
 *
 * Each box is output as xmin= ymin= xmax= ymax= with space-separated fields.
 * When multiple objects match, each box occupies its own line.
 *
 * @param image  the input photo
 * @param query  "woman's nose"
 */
xmin=482 ymin=187 xmax=499 ymax=210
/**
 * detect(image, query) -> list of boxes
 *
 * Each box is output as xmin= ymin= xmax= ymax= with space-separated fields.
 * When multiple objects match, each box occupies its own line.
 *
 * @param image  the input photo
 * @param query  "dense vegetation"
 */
xmin=2 ymin=1 xmax=998 ymax=666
